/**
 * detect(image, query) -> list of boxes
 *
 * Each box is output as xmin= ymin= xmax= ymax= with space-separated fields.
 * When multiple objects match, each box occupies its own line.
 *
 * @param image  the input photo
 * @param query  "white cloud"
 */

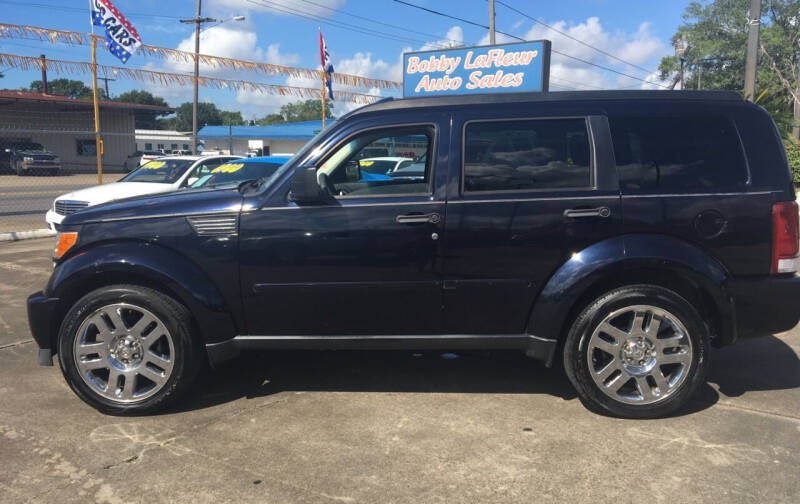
xmin=473 ymin=17 xmax=668 ymax=91
xmin=170 ymin=26 xmax=299 ymax=75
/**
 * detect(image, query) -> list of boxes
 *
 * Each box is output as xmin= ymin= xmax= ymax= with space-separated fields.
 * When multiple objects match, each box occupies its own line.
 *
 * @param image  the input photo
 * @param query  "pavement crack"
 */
xmin=712 ymin=400 xmax=800 ymax=422
xmin=0 ymin=338 xmax=33 ymax=350
xmin=101 ymin=454 xmax=140 ymax=470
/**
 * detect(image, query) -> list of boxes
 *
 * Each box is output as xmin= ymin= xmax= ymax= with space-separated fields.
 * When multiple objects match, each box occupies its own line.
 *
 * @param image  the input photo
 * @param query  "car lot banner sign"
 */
xmin=403 ymin=40 xmax=551 ymax=98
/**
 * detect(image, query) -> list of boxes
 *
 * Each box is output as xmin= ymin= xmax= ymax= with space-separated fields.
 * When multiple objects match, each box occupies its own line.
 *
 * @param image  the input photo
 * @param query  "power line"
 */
xmin=295 ymin=0 xmax=463 ymax=47
xmin=0 ymin=0 xmax=187 ymax=20
xmin=392 ymin=0 xmax=669 ymax=89
xmin=493 ymin=0 xmax=657 ymax=76
xmin=247 ymin=0 xmax=451 ymax=49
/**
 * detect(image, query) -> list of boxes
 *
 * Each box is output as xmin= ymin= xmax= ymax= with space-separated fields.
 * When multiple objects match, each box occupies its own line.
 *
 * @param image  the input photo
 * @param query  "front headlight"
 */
xmin=53 ymin=157 xmax=60 ymax=163
xmin=23 ymin=156 xmax=34 ymax=162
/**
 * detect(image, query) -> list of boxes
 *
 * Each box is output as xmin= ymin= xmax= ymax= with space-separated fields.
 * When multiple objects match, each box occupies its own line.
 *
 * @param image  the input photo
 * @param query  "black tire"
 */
xmin=563 ymin=285 xmax=709 ymax=419
xmin=57 ymin=284 xmax=203 ymax=415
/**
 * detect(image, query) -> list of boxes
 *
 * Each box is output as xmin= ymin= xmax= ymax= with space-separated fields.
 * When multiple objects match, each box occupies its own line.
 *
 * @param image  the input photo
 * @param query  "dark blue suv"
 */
xmin=27 ymin=91 xmax=800 ymax=418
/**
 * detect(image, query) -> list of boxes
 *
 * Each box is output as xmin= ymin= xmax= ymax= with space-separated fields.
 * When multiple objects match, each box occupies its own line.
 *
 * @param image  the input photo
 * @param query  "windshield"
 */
xmin=192 ymin=161 xmax=286 ymax=188
xmin=120 ymin=159 xmax=195 ymax=184
xmin=15 ymin=143 xmax=45 ymax=151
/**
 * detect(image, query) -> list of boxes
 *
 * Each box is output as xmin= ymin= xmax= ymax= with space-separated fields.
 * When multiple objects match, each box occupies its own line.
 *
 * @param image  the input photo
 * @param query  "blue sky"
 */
xmin=0 ymin=0 xmax=689 ymax=119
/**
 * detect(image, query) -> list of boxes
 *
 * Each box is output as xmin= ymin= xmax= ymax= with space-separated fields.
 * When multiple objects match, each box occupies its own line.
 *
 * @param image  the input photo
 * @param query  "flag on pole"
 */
xmin=89 ymin=0 xmax=142 ymax=63
xmin=319 ymin=30 xmax=334 ymax=100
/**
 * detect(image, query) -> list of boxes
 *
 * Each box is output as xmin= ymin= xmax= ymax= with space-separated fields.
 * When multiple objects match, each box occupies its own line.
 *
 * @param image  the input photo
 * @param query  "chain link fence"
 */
xmin=0 ymin=99 xmax=160 ymax=235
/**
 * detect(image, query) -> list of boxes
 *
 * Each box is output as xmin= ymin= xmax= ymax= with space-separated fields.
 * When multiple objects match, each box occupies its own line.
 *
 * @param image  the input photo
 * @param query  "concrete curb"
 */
xmin=0 ymin=228 xmax=56 ymax=242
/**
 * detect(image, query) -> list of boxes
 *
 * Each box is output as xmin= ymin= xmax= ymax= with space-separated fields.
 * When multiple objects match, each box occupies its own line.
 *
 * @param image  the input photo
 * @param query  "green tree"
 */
xmin=156 ymin=102 xmax=245 ymax=131
xmin=659 ymin=0 xmax=799 ymax=138
xmin=28 ymin=79 xmax=106 ymax=100
xmin=113 ymin=90 xmax=170 ymax=129
xmin=220 ymin=110 xmax=244 ymax=125
xmin=255 ymin=99 xmax=334 ymax=125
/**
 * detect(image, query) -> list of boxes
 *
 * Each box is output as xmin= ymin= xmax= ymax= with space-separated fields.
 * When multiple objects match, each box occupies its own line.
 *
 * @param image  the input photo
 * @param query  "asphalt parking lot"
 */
xmin=0 ymin=174 xmax=124 ymax=233
xmin=1 ymin=238 xmax=799 ymax=503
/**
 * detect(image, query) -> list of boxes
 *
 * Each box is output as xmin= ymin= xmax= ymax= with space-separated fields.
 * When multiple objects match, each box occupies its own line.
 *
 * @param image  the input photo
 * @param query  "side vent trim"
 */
xmin=187 ymin=214 xmax=238 ymax=235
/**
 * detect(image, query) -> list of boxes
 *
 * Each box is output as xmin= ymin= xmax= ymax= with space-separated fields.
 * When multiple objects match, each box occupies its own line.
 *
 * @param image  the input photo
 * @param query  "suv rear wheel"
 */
xmin=57 ymin=285 xmax=202 ymax=414
xmin=564 ymin=285 xmax=709 ymax=418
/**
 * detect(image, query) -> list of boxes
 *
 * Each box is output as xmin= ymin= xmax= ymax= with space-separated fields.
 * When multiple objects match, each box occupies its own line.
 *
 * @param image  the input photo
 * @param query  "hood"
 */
xmin=62 ymin=186 xmax=244 ymax=227
xmin=56 ymin=182 xmax=174 ymax=205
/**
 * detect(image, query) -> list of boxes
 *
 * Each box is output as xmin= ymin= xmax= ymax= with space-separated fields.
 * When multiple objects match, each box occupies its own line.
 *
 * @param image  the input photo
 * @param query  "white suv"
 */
xmin=46 ymin=155 xmax=241 ymax=230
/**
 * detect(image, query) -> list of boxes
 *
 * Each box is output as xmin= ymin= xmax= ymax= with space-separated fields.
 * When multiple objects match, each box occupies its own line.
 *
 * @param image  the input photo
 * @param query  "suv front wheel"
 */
xmin=564 ymin=285 xmax=709 ymax=419
xmin=57 ymin=285 xmax=202 ymax=414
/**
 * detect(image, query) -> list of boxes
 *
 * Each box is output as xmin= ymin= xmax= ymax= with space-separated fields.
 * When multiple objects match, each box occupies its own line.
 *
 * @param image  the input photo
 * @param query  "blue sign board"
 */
xmin=403 ymin=40 xmax=551 ymax=98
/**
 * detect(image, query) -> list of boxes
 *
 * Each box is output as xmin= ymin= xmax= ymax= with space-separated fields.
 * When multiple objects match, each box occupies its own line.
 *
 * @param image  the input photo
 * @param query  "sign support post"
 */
xmin=90 ymin=32 xmax=103 ymax=185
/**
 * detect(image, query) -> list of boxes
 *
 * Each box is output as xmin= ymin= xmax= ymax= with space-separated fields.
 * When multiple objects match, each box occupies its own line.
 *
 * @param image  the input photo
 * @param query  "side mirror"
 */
xmin=289 ymin=166 xmax=326 ymax=204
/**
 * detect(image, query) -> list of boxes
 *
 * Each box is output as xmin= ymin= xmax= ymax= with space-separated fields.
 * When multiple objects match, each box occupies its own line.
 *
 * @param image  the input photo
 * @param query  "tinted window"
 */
xmin=318 ymin=126 xmax=433 ymax=197
xmin=609 ymin=116 xmax=748 ymax=193
xmin=463 ymin=119 xmax=592 ymax=192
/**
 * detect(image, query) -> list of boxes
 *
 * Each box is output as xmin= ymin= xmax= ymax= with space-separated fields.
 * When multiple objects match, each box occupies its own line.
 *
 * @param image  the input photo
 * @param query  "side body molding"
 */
xmin=46 ymin=241 xmax=239 ymax=346
xmin=525 ymin=234 xmax=734 ymax=345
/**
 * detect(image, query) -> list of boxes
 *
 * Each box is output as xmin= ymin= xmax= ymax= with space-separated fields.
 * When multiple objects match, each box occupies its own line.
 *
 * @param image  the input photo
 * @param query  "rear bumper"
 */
xmin=729 ymin=274 xmax=800 ymax=339
xmin=27 ymin=291 xmax=60 ymax=366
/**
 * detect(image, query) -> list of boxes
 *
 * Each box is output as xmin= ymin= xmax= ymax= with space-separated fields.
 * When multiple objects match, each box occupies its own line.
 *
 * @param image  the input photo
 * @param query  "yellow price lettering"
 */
xmin=143 ymin=161 xmax=165 ymax=169
xmin=212 ymin=163 xmax=244 ymax=174
xmin=359 ymin=160 xmax=374 ymax=167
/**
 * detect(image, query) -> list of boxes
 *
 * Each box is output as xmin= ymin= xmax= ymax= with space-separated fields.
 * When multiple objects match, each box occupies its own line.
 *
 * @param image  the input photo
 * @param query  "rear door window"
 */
xmin=463 ymin=118 xmax=592 ymax=193
xmin=609 ymin=116 xmax=748 ymax=193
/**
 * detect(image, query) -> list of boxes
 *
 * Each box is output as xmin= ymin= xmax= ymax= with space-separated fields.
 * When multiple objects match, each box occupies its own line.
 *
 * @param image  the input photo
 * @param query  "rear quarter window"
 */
xmin=463 ymin=118 xmax=592 ymax=193
xmin=609 ymin=116 xmax=748 ymax=193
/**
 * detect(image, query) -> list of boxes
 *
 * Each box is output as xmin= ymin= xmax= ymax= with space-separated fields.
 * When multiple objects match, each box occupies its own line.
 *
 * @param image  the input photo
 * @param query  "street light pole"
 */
xmin=744 ymin=0 xmax=761 ymax=101
xmin=488 ymin=0 xmax=495 ymax=45
xmin=180 ymin=4 xmax=244 ymax=155
xmin=674 ymin=38 xmax=688 ymax=90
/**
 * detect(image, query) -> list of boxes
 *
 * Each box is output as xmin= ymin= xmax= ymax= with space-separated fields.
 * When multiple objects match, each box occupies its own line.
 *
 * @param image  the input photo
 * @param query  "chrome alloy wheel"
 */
xmin=73 ymin=303 xmax=175 ymax=403
xmin=586 ymin=305 xmax=693 ymax=405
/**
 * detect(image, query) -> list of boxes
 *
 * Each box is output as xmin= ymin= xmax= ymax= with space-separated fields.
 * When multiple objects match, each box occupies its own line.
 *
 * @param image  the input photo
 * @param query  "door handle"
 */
xmin=563 ymin=207 xmax=611 ymax=218
xmin=396 ymin=213 xmax=441 ymax=224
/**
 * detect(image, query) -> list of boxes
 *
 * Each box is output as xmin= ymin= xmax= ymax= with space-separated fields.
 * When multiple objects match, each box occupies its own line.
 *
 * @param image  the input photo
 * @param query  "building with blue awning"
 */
xmin=197 ymin=120 xmax=334 ymax=157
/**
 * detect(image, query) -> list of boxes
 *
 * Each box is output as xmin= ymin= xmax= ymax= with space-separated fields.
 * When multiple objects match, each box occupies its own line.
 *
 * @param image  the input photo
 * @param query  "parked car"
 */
xmin=2 ymin=141 xmax=61 ymax=175
xmin=28 ymin=90 xmax=800 ymax=417
xmin=123 ymin=150 xmax=164 ymax=172
xmin=355 ymin=156 xmax=416 ymax=181
xmin=190 ymin=156 xmax=291 ymax=189
xmin=45 ymin=155 xmax=241 ymax=231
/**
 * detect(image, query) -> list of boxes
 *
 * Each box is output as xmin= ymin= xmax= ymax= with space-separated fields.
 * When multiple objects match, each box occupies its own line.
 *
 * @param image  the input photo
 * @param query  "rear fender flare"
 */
xmin=526 ymin=234 xmax=734 ymax=345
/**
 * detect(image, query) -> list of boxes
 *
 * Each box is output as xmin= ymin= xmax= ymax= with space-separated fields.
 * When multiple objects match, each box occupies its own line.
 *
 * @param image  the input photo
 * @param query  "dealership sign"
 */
xmin=403 ymin=40 xmax=551 ymax=98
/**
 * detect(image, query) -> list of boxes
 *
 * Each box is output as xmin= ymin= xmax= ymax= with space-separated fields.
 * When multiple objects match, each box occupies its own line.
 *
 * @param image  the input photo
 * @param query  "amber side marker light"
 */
xmin=54 ymin=232 xmax=78 ymax=259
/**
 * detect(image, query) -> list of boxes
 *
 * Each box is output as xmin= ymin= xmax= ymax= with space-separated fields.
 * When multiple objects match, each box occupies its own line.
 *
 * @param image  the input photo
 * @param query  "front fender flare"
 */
xmin=526 ymin=234 xmax=734 ymax=346
xmin=47 ymin=241 xmax=238 ymax=346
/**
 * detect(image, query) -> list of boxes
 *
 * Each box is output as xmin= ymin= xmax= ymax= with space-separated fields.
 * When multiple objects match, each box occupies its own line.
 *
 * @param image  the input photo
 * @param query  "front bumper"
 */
xmin=729 ymin=274 xmax=800 ymax=339
xmin=27 ymin=291 xmax=60 ymax=366
xmin=20 ymin=163 xmax=60 ymax=171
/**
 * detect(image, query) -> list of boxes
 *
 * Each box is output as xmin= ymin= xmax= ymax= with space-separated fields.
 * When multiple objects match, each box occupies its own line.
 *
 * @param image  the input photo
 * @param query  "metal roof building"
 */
xmin=198 ymin=120 xmax=334 ymax=156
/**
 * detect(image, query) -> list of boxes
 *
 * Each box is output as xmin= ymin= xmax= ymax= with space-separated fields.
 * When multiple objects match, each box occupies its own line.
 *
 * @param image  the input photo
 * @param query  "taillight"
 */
xmin=771 ymin=201 xmax=799 ymax=274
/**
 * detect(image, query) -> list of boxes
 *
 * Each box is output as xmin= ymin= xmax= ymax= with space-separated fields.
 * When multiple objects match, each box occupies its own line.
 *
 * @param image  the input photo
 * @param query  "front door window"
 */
xmin=317 ymin=126 xmax=433 ymax=198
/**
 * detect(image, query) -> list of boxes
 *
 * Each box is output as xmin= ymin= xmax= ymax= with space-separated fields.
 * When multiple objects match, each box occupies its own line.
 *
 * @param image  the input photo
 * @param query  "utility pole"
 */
xmin=744 ymin=0 xmax=761 ymax=101
xmin=98 ymin=76 xmax=115 ymax=98
xmin=697 ymin=63 xmax=702 ymax=90
xmin=488 ymin=0 xmax=495 ymax=45
xmin=180 ymin=6 xmax=244 ymax=155
xmin=40 ymin=54 xmax=48 ymax=94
